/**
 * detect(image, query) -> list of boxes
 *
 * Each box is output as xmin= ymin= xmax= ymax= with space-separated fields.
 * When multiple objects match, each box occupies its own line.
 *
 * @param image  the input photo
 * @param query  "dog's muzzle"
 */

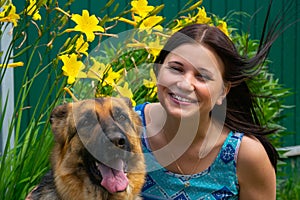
xmin=80 ymin=127 xmax=133 ymax=194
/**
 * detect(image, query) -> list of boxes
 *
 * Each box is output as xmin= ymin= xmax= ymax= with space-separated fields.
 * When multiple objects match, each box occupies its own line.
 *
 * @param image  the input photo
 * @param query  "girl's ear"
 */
xmin=216 ymin=81 xmax=231 ymax=105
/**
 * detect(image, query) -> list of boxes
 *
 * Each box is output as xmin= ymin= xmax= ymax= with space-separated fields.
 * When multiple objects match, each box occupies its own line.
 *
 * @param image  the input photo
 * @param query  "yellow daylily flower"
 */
xmin=60 ymin=53 xmax=86 ymax=84
xmin=0 ymin=61 xmax=24 ymax=68
xmin=70 ymin=10 xmax=104 ymax=42
xmin=138 ymin=15 xmax=163 ymax=31
xmin=172 ymin=19 xmax=188 ymax=33
xmin=26 ymin=0 xmax=41 ymax=20
xmin=143 ymin=68 xmax=157 ymax=88
xmin=131 ymin=0 xmax=154 ymax=18
xmin=0 ymin=3 xmax=20 ymax=26
xmin=104 ymin=68 xmax=121 ymax=86
xmin=143 ymin=79 xmax=154 ymax=88
xmin=115 ymin=82 xmax=136 ymax=106
xmin=87 ymin=58 xmax=108 ymax=80
xmin=149 ymin=87 xmax=157 ymax=98
xmin=143 ymin=68 xmax=157 ymax=99
xmin=75 ymin=35 xmax=89 ymax=56
xmin=87 ymin=59 xmax=121 ymax=86
xmin=194 ymin=7 xmax=211 ymax=24
xmin=217 ymin=20 xmax=230 ymax=37
xmin=146 ymin=37 xmax=163 ymax=59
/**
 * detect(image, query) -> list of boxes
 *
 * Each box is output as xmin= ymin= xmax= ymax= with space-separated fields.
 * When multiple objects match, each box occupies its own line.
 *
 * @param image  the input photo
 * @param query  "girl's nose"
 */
xmin=177 ymin=75 xmax=194 ymax=92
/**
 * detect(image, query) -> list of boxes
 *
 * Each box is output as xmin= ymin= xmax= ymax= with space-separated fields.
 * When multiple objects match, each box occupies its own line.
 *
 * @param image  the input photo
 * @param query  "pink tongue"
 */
xmin=97 ymin=159 xmax=129 ymax=193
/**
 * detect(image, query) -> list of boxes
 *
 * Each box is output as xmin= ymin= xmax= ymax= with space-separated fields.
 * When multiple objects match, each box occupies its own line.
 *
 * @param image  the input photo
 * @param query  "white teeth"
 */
xmin=171 ymin=94 xmax=193 ymax=103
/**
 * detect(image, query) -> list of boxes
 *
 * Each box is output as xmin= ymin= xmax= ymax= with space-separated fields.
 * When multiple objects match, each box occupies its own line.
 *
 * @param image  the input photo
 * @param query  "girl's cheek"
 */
xmin=157 ymin=70 xmax=181 ymax=86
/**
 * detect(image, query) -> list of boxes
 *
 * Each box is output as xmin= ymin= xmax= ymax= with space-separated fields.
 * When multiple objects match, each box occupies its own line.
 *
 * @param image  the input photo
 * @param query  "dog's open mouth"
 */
xmin=95 ymin=159 xmax=129 ymax=193
xmin=81 ymin=130 xmax=132 ymax=193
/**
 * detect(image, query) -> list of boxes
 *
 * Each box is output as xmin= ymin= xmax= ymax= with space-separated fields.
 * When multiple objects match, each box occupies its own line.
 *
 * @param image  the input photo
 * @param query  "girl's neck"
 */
xmin=163 ymin=115 xmax=226 ymax=159
xmin=163 ymin=112 xmax=211 ymax=142
xmin=146 ymin=102 xmax=226 ymax=149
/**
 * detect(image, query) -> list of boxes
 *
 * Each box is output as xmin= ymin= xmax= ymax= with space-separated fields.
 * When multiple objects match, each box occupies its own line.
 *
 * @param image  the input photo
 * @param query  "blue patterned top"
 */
xmin=134 ymin=103 xmax=244 ymax=200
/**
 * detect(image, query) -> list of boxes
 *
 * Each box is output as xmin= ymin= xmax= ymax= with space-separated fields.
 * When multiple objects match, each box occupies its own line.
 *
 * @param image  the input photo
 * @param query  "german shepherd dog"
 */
xmin=28 ymin=97 xmax=145 ymax=200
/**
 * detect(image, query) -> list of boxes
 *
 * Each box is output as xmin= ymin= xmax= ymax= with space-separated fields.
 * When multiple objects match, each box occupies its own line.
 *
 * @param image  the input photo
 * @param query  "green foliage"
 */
xmin=232 ymin=32 xmax=292 ymax=147
xmin=0 ymin=121 xmax=54 ymax=199
xmin=277 ymin=171 xmax=300 ymax=199
xmin=0 ymin=0 xmax=70 ymax=198
xmin=233 ymin=32 xmax=297 ymax=199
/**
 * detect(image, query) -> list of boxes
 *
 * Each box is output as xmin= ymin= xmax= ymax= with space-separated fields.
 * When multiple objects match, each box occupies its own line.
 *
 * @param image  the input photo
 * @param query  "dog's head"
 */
xmin=49 ymin=97 xmax=145 ymax=195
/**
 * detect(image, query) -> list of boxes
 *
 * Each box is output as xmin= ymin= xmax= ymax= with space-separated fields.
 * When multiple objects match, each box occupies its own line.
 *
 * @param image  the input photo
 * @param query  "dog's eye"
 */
xmin=112 ymin=107 xmax=128 ymax=122
xmin=78 ymin=119 xmax=90 ymax=128
xmin=82 ymin=119 xmax=89 ymax=126
xmin=78 ymin=111 xmax=97 ymax=127
xmin=117 ymin=114 xmax=127 ymax=122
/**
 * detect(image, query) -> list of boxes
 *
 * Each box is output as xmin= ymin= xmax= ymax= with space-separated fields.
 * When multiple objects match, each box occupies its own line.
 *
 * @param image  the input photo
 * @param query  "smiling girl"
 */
xmin=135 ymin=15 xmax=282 ymax=200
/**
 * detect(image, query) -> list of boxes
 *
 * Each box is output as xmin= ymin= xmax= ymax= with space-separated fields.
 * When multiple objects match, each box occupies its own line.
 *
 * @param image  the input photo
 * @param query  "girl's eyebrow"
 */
xmin=167 ymin=61 xmax=183 ymax=66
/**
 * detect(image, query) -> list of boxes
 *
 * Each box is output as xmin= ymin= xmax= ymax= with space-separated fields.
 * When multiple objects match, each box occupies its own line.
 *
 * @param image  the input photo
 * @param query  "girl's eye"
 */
xmin=196 ymin=74 xmax=211 ymax=81
xmin=168 ymin=66 xmax=183 ymax=73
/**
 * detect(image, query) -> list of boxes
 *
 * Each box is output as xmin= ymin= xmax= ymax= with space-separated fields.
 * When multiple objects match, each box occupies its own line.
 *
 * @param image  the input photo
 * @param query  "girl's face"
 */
xmin=156 ymin=43 xmax=230 ymax=119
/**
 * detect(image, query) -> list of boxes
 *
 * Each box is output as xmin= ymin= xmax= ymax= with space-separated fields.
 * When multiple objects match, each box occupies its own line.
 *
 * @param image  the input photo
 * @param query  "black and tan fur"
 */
xmin=28 ymin=97 xmax=145 ymax=200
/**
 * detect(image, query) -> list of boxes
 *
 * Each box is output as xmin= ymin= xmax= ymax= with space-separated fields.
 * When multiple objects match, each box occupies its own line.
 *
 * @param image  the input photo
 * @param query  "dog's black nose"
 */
xmin=108 ymin=132 xmax=128 ymax=149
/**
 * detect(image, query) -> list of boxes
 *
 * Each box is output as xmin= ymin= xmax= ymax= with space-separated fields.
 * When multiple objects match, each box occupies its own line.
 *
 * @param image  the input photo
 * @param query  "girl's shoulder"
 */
xmin=236 ymin=135 xmax=276 ymax=197
xmin=238 ymin=135 xmax=269 ymax=164
xmin=138 ymin=102 xmax=164 ymax=123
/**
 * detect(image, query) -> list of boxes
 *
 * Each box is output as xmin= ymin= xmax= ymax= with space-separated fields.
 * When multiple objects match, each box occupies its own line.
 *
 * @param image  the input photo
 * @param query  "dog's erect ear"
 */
xmin=121 ymin=97 xmax=132 ymax=108
xmin=50 ymin=104 xmax=68 ymax=124
xmin=50 ymin=103 xmax=70 ymax=144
